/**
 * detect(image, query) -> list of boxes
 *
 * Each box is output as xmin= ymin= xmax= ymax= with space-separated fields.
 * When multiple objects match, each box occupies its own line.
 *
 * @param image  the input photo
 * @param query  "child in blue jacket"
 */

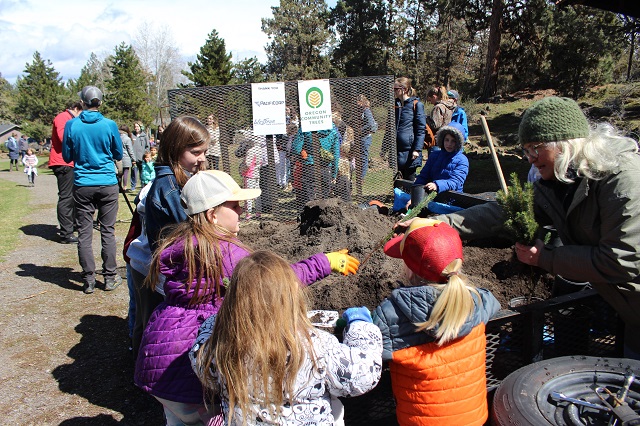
xmin=414 ymin=121 xmax=469 ymax=193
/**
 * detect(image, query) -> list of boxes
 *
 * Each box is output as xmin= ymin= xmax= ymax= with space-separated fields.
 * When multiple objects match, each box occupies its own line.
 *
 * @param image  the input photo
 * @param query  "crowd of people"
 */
xmin=12 ymin=82 xmax=637 ymax=425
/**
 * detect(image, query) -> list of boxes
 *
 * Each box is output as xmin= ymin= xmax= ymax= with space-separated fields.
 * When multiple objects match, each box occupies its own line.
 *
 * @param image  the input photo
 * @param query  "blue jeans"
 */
xmin=361 ymin=134 xmax=372 ymax=179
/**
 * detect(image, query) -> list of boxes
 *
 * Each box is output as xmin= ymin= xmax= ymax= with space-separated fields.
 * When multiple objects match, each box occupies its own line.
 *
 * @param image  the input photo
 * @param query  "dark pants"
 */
xmin=51 ymin=166 xmax=75 ymax=238
xmin=74 ymin=185 xmax=119 ymax=283
xmin=130 ymin=267 xmax=164 ymax=361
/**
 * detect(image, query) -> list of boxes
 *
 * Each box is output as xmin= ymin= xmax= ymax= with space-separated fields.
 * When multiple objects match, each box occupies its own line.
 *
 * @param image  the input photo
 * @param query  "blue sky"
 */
xmin=0 ymin=0 xmax=334 ymax=85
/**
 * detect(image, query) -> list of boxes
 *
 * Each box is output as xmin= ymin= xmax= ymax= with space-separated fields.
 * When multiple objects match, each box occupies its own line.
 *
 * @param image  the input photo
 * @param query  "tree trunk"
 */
xmin=481 ymin=0 xmax=504 ymax=101
xmin=627 ymin=20 xmax=637 ymax=82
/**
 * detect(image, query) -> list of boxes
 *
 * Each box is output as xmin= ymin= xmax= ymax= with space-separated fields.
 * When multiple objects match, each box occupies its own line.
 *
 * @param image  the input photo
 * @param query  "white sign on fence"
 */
xmin=251 ymin=82 xmax=287 ymax=136
xmin=297 ymin=79 xmax=333 ymax=133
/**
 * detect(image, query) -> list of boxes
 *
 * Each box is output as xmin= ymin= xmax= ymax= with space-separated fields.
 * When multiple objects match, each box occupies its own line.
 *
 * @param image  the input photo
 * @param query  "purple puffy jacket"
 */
xmin=134 ymin=237 xmax=331 ymax=403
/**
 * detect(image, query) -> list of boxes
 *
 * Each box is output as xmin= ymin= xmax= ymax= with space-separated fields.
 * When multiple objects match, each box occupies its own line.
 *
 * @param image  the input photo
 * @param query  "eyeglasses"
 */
xmin=394 ymin=86 xmax=404 ymax=91
xmin=521 ymin=142 xmax=546 ymax=160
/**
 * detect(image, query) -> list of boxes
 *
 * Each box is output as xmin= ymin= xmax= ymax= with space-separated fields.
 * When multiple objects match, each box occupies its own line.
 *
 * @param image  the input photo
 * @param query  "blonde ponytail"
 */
xmin=415 ymin=259 xmax=481 ymax=344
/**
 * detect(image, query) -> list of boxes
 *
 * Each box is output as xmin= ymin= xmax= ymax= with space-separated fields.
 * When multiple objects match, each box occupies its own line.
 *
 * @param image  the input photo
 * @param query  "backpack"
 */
xmin=413 ymin=100 xmax=436 ymax=149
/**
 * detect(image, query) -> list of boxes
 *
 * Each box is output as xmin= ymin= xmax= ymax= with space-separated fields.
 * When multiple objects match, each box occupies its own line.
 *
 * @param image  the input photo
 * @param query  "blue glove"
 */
xmin=342 ymin=307 xmax=372 ymax=324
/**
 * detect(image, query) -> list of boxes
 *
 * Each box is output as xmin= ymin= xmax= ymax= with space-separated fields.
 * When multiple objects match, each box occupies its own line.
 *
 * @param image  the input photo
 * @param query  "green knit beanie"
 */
xmin=518 ymin=96 xmax=590 ymax=144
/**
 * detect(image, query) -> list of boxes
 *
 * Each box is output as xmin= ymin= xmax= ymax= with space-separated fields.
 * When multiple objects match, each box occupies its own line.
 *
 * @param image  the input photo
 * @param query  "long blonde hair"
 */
xmin=412 ymin=259 xmax=481 ymax=345
xmin=145 ymin=208 xmax=248 ymax=307
xmin=197 ymin=250 xmax=316 ymax=424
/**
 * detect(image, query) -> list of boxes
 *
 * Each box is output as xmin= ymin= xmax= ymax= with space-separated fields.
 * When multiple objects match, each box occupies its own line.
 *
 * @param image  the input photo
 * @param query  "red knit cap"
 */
xmin=384 ymin=219 xmax=463 ymax=283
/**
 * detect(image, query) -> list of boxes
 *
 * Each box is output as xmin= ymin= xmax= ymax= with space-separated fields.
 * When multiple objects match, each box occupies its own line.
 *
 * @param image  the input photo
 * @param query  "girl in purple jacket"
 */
xmin=134 ymin=170 xmax=360 ymax=426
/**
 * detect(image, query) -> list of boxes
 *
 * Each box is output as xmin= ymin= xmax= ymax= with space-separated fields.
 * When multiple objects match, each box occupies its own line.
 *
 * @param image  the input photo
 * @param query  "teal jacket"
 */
xmin=62 ymin=110 xmax=123 ymax=187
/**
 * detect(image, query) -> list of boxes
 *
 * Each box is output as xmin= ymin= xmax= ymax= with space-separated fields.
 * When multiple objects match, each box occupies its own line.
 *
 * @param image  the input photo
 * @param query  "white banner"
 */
xmin=297 ymin=79 xmax=333 ymax=133
xmin=251 ymin=82 xmax=287 ymax=135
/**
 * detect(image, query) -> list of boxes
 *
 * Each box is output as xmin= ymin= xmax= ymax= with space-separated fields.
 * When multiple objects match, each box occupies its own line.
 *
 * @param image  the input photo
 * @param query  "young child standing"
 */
xmin=135 ymin=170 xmax=361 ymax=426
xmin=191 ymin=250 xmax=383 ymax=425
xmin=374 ymin=218 xmax=500 ymax=426
xmin=140 ymin=151 xmax=155 ymax=186
xmin=237 ymin=135 xmax=263 ymax=219
xmin=22 ymin=148 xmax=38 ymax=186
xmin=413 ymin=121 xmax=469 ymax=194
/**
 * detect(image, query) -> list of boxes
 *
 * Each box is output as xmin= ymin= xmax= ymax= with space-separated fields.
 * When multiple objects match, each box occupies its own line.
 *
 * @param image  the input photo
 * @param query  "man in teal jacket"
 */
xmin=63 ymin=86 xmax=123 ymax=294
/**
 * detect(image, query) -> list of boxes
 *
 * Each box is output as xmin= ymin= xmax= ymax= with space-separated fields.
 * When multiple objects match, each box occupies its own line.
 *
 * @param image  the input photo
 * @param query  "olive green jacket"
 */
xmin=435 ymin=153 xmax=640 ymax=352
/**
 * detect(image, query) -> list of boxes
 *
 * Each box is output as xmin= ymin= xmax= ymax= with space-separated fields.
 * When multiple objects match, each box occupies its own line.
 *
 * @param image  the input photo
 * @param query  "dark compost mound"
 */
xmin=240 ymin=198 xmax=553 ymax=311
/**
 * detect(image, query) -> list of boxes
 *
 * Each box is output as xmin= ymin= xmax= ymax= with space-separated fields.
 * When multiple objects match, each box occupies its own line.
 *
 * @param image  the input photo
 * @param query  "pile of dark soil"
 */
xmin=241 ymin=198 xmax=554 ymax=312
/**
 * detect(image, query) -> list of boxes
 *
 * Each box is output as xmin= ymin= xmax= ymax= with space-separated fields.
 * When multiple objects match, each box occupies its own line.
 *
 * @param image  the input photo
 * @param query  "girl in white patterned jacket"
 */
xmin=190 ymin=250 xmax=383 ymax=426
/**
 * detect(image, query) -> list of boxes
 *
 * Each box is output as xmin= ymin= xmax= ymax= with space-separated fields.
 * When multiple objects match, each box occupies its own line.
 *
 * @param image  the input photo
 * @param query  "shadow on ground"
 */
xmin=16 ymin=263 xmax=83 ymax=292
xmin=52 ymin=314 xmax=164 ymax=425
xmin=20 ymin=223 xmax=61 ymax=243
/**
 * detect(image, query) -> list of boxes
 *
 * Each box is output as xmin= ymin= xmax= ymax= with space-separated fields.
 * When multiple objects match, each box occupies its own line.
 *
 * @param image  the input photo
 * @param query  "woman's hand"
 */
xmin=411 ymin=150 xmax=419 ymax=160
xmin=515 ymin=240 xmax=544 ymax=266
xmin=425 ymin=182 xmax=437 ymax=192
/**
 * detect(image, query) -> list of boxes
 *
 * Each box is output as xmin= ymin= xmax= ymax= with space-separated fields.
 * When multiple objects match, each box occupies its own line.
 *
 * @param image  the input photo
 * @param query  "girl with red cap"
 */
xmin=373 ymin=218 xmax=500 ymax=426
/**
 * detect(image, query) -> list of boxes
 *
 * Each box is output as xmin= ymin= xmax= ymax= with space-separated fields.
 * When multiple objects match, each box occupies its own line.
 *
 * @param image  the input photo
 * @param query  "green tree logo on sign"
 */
xmin=305 ymin=87 xmax=323 ymax=109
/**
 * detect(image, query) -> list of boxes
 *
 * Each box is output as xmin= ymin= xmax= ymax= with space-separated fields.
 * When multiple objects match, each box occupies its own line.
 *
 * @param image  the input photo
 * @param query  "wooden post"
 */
xmin=480 ymin=115 xmax=508 ymax=195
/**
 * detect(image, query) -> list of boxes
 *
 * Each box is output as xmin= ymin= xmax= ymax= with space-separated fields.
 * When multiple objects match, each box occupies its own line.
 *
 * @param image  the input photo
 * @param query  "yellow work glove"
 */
xmin=326 ymin=249 xmax=360 ymax=276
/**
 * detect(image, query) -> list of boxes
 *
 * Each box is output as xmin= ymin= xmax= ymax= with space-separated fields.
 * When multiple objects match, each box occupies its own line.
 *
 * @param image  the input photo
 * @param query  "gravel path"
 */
xmin=0 ymin=170 xmax=163 ymax=425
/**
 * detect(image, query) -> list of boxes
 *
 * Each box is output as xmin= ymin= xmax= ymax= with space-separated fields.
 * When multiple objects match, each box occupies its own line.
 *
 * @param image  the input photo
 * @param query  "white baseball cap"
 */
xmin=181 ymin=170 xmax=261 ymax=215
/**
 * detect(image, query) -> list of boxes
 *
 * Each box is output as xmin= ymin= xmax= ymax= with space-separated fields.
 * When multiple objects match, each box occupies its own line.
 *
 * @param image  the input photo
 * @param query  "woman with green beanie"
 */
xmin=399 ymin=96 xmax=640 ymax=359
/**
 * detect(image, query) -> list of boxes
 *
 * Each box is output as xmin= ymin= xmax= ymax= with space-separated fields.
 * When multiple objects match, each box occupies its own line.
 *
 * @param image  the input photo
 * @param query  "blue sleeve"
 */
xmin=62 ymin=120 xmax=74 ymax=163
xmin=372 ymin=301 xmax=394 ymax=362
xmin=291 ymin=130 xmax=304 ymax=154
xmin=362 ymin=108 xmax=376 ymax=134
xmin=414 ymin=154 xmax=435 ymax=186
xmin=111 ymin=123 xmax=123 ymax=161
xmin=433 ymin=153 xmax=469 ymax=193
xmin=412 ymin=101 xmax=427 ymax=152
xmin=146 ymin=184 xmax=188 ymax=253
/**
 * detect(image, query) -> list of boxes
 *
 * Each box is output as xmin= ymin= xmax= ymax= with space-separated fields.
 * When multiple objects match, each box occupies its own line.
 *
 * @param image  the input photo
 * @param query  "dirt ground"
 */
xmin=242 ymin=197 xmax=554 ymax=311
xmin=0 ymin=167 xmax=553 ymax=425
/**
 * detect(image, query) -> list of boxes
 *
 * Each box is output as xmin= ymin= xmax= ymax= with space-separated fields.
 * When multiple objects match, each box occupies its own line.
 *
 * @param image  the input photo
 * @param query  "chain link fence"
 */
xmin=168 ymin=76 xmax=397 ymax=220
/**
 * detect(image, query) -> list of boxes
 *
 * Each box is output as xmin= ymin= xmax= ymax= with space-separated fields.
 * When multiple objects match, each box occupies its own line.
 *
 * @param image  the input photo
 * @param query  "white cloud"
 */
xmin=0 ymin=0 xmax=279 ymax=84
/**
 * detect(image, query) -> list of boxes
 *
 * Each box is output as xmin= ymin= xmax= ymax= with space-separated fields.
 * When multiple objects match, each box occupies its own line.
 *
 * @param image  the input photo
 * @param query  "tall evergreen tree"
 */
xmin=14 ymin=51 xmax=67 ymax=141
xmin=231 ymin=57 xmax=266 ymax=83
xmin=548 ymin=6 xmax=624 ymax=98
xmin=181 ymin=29 xmax=233 ymax=87
xmin=330 ymin=0 xmax=390 ymax=77
xmin=0 ymin=73 xmax=16 ymax=124
xmin=104 ymin=43 xmax=153 ymax=126
xmin=262 ymin=0 xmax=333 ymax=80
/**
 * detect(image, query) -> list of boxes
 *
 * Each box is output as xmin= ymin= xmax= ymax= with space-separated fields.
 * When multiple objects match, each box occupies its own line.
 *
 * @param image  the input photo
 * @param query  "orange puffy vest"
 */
xmin=390 ymin=323 xmax=488 ymax=426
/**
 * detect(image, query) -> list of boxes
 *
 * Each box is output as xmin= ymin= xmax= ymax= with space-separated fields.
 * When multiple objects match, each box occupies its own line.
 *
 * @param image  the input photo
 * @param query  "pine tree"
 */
xmin=181 ymin=29 xmax=233 ymax=87
xmin=330 ymin=0 xmax=390 ymax=77
xmin=15 ymin=51 xmax=67 ymax=123
xmin=14 ymin=51 xmax=67 ymax=141
xmin=0 ymin=73 xmax=17 ymax=124
xmin=231 ymin=57 xmax=266 ymax=84
xmin=104 ymin=43 xmax=153 ymax=126
xmin=262 ymin=0 xmax=332 ymax=80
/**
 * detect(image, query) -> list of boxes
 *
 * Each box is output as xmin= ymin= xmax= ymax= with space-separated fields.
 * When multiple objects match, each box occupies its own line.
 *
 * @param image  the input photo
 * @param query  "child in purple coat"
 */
xmin=134 ymin=170 xmax=360 ymax=425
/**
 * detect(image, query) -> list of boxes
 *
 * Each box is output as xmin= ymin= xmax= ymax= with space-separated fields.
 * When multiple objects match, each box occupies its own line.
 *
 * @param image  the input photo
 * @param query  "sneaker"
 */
xmin=83 ymin=281 xmax=96 ymax=294
xmin=61 ymin=235 xmax=78 ymax=244
xmin=104 ymin=275 xmax=122 ymax=291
